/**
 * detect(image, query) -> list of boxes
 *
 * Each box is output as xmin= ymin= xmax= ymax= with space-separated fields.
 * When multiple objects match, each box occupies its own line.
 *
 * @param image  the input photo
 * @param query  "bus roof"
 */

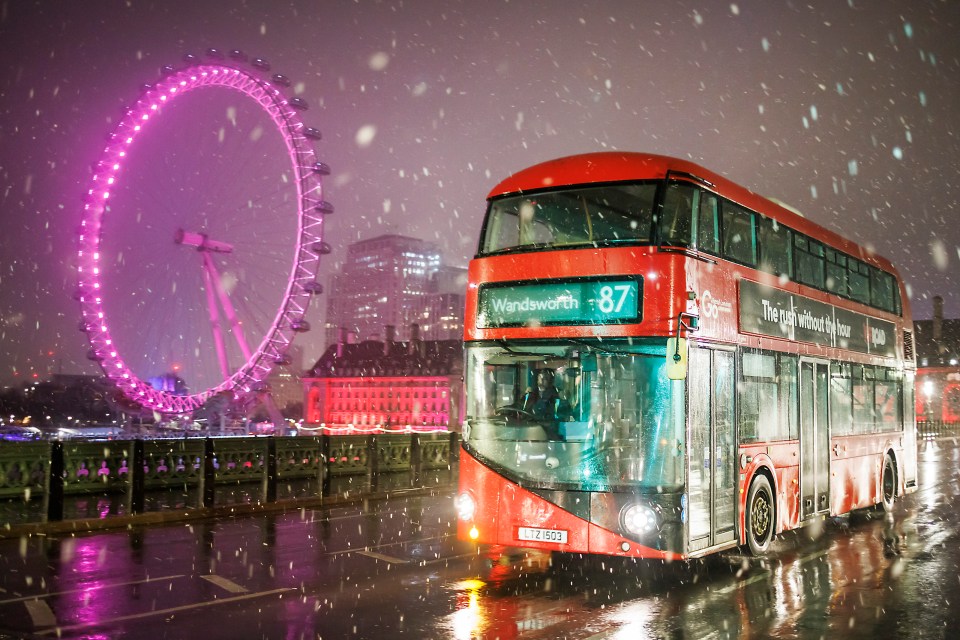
xmin=487 ymin=151 xmax=900 ymax=277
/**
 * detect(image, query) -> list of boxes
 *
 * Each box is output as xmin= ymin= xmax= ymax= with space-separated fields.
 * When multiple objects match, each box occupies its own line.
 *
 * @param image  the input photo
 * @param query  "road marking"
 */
xmin=201 ymin=574 xmax=249 ymax=593
xmin=714 ymin=571 xmax=769 ymax=595
xmin=0 ymin=574 xmax=186 ymax=605
xmin=357 ymin=550 xmax=409 ymax=564
xmin=920 ymin=527 xmax=956 ymax=553
xmin=34 ymin=588 xmax=295 ymax=635
xmin=795 ymin=547 xmax=830 ymax=566
xmin=24 ymin=599 xmax=57 ymax=628
xmin=326 ymin=533 xmax=455 ymax=558
xmin=421 ymin=551 xmax=476 ymax=565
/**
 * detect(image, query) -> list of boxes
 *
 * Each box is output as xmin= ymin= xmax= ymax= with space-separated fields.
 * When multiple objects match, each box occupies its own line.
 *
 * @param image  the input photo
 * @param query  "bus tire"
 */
xmin=746 ymin=474 xmax=774 ymax=556
xmin=878 ymin=454 xmax=897 ymax=513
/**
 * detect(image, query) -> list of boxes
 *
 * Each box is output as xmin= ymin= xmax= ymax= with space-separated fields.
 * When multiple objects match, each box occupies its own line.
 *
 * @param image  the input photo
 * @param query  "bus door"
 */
xmin=800 ymin=359 xmax=830 ymax=519
xmin=688 ymin=347 xmax=737 ymax=552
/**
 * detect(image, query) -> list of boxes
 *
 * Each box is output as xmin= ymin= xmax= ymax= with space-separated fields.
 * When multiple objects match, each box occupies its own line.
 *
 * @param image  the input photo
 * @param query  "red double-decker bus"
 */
xmin=455 ymin=152 xmax=918 ymax=559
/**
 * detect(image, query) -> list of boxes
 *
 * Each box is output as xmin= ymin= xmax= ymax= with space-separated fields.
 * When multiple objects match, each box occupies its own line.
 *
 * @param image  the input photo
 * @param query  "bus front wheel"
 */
xmin=746 ymin=475 xmax=774 ymax=556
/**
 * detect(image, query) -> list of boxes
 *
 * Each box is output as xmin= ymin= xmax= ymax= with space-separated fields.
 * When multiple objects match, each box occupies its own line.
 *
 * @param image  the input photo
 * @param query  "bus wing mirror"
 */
xmin=666 ymin=338 xmax=687 ymax=380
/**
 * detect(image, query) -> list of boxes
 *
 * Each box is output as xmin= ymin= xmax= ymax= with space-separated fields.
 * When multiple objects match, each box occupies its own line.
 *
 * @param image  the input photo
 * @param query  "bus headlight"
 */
xmin=621 ymin=503 xmax=660 ymax=537
xmin=455 ymin=492 xmax=476 ymax=522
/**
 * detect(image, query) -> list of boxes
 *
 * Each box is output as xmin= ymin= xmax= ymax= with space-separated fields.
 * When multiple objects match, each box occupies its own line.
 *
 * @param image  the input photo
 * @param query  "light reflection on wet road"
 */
xmin=1 ymin=439 xmax=958 ymax=639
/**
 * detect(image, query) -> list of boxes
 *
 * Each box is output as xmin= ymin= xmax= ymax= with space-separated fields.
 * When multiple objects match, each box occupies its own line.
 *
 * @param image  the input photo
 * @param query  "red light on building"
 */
xmin=302 ymin=325 xmax=463 ymax=434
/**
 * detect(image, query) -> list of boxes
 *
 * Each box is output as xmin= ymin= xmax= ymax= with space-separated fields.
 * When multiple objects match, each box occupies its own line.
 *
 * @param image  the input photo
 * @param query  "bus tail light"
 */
xmin=455 ymin=492 xmax=476 ymax=522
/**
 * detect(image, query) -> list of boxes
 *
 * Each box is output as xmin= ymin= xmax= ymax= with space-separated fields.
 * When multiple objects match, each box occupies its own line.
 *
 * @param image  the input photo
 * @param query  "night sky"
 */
xmin=1 ymin=0 xmax=958 ymax=388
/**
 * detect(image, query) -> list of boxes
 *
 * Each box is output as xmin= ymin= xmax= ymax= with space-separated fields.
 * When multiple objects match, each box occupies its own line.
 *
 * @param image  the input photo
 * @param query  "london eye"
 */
xmin=76 ymin=49 xmax=332 ymax=416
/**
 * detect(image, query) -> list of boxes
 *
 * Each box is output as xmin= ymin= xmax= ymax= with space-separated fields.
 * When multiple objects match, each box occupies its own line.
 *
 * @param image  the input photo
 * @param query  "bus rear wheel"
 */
xmin=878 ymin=454 xmax=897 ymax=513
xmin=746 ymin=475 xmax=774 ymax=556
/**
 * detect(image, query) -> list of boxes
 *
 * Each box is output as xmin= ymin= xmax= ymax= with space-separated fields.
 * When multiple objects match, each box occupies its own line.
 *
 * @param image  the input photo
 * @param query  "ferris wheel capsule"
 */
xmin=288 ymin=97 xmax=309 ymax=111
xmin=290 ymin=319 xmax=311 ymax=332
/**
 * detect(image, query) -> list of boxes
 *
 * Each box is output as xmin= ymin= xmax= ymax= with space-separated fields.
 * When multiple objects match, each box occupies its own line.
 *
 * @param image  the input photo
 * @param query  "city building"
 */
xmin=914 ymin=296 xmax=960 ymax=423
xmin=323 ymin=234 xmax=466 ymax=347
xmin=302 ymin=324 xmax=463 ymax=433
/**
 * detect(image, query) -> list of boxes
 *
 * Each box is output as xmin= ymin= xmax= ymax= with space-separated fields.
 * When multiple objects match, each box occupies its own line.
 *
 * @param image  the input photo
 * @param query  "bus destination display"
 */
xmin=477 ymin=277 xmax=641 ymax=328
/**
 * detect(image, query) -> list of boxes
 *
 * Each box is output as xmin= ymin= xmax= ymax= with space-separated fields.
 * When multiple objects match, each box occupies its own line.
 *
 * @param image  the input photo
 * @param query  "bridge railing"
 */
xmin=917 ymin=420 xmax=960 ymax=440
xmin=0 ymin=433 xmax=460 ymax=526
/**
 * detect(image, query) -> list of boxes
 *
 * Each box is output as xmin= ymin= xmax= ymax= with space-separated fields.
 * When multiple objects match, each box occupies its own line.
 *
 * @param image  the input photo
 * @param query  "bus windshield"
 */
xmin=462 ymin=339 xmax=685 ymax=491
xmin=480 ymin=182 xmax=658 ymax=254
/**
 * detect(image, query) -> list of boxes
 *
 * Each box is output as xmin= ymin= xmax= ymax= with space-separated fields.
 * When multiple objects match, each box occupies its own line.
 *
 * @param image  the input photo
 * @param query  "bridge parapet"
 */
xmin=0 ymin=433 xmax=458 ymax=530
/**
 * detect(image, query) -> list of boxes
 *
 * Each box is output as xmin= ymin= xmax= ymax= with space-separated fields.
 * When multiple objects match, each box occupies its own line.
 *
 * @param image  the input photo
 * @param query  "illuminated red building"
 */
xmin=301 ymin=324 xmax=463 ymax=433
xmin=914 ymin=296 xmax=960 ymax=423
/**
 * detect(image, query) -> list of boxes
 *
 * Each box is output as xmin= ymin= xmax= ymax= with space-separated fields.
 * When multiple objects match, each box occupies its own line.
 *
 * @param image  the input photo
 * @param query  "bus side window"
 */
xmin=696 ymin=191 xmax=720 ymax=254
xmin=847 ymin=259 xmax=870 ymax=305
xmin=659 ymin=183 xmax=695 ymax=246
xmin=721 ymin=201 xmax=757 ymax=266
xmin=830 ymin=363 xmax=854 ymax=435
xmin=739 ymin=350 xmax=777 ymax=442
xmin=870 ymin=267 xmax=895 ymax=312
xmin=758 ymin=216 xmax=792 ymax=277
xmin=825 ymin=248 xmax=848 ymax=297
xmin=794 ymin=234 xmax=825 ymax=289
xmin=779 ymin=355 xmax=799 ymax=439
xmin=740 ymin=350 xmax=795 ymax=442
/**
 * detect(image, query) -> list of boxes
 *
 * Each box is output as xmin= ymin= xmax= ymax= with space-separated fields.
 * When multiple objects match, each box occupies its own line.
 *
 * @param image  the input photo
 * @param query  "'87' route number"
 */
xmin=597 ymin=284 xmax=633 ymax=314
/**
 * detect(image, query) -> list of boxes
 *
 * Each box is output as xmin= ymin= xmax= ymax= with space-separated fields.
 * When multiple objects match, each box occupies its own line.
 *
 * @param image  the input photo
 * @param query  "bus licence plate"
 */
xmin=517 ymin=527 xmax=568 ymax=544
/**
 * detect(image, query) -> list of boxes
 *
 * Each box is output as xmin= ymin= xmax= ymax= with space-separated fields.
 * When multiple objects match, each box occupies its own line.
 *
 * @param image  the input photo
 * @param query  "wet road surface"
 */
xmin=1 ymin=439 xmax=958 ymax=639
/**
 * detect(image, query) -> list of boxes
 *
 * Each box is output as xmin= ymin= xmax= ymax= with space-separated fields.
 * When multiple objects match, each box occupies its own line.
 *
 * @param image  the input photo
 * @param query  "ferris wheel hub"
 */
xmin=174 ymin=228 xmax=234 ymax=253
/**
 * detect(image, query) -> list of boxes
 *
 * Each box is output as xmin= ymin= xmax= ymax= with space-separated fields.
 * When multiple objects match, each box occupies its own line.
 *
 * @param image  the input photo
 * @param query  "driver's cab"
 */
xmin=463 ymin=339 xmax=684 ymax=488
xmin=495 ymin=364 xmax=578 ymax=440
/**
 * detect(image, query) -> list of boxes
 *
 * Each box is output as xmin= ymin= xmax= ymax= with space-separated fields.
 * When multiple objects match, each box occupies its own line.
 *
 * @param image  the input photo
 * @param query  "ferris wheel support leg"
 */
xmin=202 ymin=254 xmax=231 ymax=382
xmin=203 ymin=252 xmax=253 ymax=363
xmin=258 ymin=391 xmax=286 ymax=429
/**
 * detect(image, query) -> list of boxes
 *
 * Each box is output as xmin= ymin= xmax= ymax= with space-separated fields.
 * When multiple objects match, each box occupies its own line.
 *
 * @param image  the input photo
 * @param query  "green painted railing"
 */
xmin=917 ymin=420 xmax=960 ymax=439
xmin=0 ymin=433 xmax=459 ymax=522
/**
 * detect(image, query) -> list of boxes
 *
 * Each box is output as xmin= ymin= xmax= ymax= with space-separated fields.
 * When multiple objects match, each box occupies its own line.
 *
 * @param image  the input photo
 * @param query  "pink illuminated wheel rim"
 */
xmin=76 ymin=51 xmax=331 ymax=415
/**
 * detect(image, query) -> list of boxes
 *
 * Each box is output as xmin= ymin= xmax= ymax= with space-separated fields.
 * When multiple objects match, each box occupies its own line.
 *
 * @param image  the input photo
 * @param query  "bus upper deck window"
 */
xmin=660 ymin=183 xmax=695 ymax=246
xmin=721 ymin=201 xmax=757 ymax=266
xmin=518 ymin=200 xmax=538 ymax=245
xmin=696 ymin=192 xmax=720 ymax=254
